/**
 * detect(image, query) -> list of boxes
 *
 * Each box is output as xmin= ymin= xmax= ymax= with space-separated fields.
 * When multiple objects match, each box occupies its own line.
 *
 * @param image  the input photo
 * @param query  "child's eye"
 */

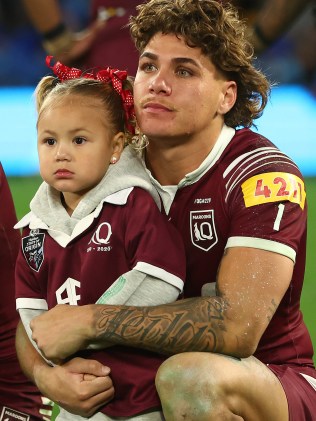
xmin=46 ymin=138 xmax=56 ymax=146
xmin=74 ymin=137 xmax=86 ymax=145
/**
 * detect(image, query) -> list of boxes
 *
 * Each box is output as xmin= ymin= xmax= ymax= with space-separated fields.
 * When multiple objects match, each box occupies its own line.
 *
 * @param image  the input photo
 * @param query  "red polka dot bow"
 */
xmin=46 ymin=55 xmax=135 ymax=134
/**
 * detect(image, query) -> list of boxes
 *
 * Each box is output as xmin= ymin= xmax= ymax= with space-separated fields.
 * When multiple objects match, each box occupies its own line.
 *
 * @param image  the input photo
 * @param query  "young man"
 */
xmin=16 ymin=0 xmax=316 ymax=419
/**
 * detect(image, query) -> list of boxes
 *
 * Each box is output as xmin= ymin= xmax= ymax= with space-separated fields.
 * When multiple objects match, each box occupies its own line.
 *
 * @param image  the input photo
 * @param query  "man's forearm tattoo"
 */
xmin=95 ymin=297 xmax=228 ymax=355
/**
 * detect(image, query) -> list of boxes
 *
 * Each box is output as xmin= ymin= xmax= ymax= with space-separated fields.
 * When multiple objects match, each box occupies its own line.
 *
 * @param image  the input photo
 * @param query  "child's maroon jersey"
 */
xmin=15 ymin=187 xmax=185 ymax=417
xmin=0 ymin=164 xmax=53 ymax=420
xmin=159 ymin=127 xmax=314 ymax=368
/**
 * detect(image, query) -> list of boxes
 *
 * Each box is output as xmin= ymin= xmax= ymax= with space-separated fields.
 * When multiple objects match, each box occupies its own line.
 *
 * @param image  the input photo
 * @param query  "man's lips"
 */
xmin=143 ymin=101 xmax=174 ymax=112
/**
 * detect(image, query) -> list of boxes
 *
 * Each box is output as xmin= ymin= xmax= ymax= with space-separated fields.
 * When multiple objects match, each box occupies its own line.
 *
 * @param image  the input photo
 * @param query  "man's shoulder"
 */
xmin=225 ymin=127 xmax=302 ymax=178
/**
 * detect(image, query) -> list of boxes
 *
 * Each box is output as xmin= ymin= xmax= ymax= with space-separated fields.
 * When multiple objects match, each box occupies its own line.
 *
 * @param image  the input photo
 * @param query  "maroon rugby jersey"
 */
xmin=0 ymin=164 xmax=53 ymax=420
xmin=85 ymin=0 xmax=140 ymax=75
xmin=15 ymin=187 xmax=185 ymax=417
xmin=161 ymin=127 xmax=314 ymax=368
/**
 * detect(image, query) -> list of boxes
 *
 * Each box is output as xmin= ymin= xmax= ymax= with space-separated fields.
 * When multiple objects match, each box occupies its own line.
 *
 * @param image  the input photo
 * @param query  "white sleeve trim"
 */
xmin=16 ymin=297 xmax=48 ymax=310
xmin=300 ymin=373 xmax=316 ymax=391
xmin=226 ymin=236 xmax=296 ymax=263
xmin=134 ymin=261 xmax=184 ymax=292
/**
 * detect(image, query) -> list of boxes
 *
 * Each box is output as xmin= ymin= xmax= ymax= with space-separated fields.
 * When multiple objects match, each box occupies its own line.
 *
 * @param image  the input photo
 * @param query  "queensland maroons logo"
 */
xmin=190 ymin=210 xmax=218 ymax=251
xmin=89 ymin=222 xmax=112 ymax=245
xmin=0 ymin=407 xmax=30 ymax=421
xmin=22 ymin=230 xmax=45 ymax=272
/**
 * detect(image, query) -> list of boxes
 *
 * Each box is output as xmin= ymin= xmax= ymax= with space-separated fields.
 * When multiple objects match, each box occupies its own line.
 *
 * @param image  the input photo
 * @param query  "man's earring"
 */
xmin=110 ymin=156 xmax=117 ymax=164
xmin=131 ymin=133 xmax=149 ymax=150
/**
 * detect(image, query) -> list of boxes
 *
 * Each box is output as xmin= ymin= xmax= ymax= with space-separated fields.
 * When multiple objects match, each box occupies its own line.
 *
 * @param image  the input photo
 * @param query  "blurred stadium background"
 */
xmin=0 ymin=0 xmax=315 ymax=415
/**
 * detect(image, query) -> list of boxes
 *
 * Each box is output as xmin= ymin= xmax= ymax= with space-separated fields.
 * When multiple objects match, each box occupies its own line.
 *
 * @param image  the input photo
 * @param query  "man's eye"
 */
xmin=74 ymin=137 xmax=86 ymax=145
xmin=177 ymin=68 xmax=192 ymax=77
xmin=140 ymin=62 xmax=157 ymax=73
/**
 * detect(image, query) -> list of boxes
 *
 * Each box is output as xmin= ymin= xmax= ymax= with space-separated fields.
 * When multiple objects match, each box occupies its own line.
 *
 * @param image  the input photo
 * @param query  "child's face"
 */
xmin=37 ymin=95 xmax=124 ymax=211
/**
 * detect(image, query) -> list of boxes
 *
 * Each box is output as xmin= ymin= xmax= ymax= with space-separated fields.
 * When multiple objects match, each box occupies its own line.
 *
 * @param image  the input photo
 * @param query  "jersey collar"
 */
xmin=144 ymin=124 xmax=235 ymax=214
xmin=147 ymin=124 xmax=235 ymax=189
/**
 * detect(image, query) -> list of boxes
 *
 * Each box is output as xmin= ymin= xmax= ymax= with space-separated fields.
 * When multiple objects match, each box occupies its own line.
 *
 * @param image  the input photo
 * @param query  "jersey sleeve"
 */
xmin=96 ymin=269 xmax=180 ymax=305
xmin=123 ymin=188 xmax=186 ymax=291
xmin=224 ymin=146 xmax=307 ymax=261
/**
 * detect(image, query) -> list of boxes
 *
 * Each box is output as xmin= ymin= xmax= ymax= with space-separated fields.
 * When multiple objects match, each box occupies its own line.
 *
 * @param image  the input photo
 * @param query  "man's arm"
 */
xmin=21 ymin=0 xmax=105 ymax=62
xmin=16 ymin=321 xmax=114 ymax=417
xmin=30 ymin=247 xmax=293 ymax=360
xmin=91 ymin=247 xmax=293 ymax=357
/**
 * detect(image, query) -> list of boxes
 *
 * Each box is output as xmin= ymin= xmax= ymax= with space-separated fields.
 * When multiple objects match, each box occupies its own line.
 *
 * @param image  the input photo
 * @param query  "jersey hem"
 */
xmin=16 ymin=297 xmax=48 ymax=310
xmin=135 ymin=261 xmax=184 ymax=291
xmin=226 ymin=236 xmax=296 ymax=262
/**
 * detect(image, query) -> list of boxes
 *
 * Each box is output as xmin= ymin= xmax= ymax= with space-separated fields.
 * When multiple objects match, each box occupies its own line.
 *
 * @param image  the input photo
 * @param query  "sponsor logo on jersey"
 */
xmin=0 ymin=407 xmax=30 ymax=421
xmin=87 ymin=222 xmax=112 ymax=252
xmin=194 ymin=197 xmax=212 ymax=204
xmin=190 ymin=210 xmax=218 ymax=251
xmin=241 ymin=172 xmax=306 ymax=209
xmin=22 ymin=230 xmax=45 ymax=272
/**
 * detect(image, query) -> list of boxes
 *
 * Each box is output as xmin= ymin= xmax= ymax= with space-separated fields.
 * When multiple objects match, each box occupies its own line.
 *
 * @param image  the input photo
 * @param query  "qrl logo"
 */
xmin=190 ymin=210 xmax=218 ymax=251
xmin=89 ymin=222 xmax=112 ymax=245
xmin=0 ymin=407 xmax=29 ymax=421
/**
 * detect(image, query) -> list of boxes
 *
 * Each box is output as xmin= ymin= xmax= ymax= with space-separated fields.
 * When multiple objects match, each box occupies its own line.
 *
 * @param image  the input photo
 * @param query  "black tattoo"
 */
xmin=267 ymin=298 xmax=278 ymax=322
xmin=95 ymin=297 xmax=228 ymax=355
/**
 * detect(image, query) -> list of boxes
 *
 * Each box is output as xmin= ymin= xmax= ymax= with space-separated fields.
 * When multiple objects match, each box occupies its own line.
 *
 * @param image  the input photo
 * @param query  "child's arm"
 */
xmin=18 ymin=308 xmax=54 ymax=364
xmin=96 ymin=269 xmax=180 ymax=306
xmin=88 ymin=269 xmax=180 ymax=350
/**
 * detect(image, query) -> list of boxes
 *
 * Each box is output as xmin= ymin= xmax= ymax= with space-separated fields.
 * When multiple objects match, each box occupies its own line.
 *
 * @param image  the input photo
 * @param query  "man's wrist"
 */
xmin=41 ymin=22 xmax=73 ymax=56
xmin=79 ymin=304 xmax=99 ymax=344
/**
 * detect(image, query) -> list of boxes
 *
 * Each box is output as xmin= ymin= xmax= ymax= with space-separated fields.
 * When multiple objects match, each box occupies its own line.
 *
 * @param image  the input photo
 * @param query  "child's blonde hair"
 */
xmin=35 ymin=72 xmax=135 ymax=141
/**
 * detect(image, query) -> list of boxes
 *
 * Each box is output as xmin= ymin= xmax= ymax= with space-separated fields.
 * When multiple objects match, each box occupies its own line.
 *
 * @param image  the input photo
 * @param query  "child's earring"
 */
xmin=110 ymin=156 xmax=117 ymax=164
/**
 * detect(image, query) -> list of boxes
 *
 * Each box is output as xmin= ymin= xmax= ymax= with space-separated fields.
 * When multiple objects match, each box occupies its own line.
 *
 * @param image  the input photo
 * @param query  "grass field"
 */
xmin=8 ymin=174 xmax=316 ymax=364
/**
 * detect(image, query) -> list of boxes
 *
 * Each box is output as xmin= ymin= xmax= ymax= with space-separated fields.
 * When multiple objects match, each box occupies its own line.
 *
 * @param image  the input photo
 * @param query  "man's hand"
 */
xmin=30 ymin=304 xmax=95 ymax=362
xmin=35 ymin=357 xmax=114 ymax=417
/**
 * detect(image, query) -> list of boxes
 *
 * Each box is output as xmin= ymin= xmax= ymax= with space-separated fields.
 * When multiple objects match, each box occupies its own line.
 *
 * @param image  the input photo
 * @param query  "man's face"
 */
xmin=134 ymin=32 xmax=235 ymax=144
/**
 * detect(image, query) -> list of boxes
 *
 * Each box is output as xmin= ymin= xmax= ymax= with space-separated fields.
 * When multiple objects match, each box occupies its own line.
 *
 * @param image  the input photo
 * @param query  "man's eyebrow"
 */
xmin=172 ymin=57 xmax=200 ymax=68
xmin=139 ymin=51 xmax=157 ymax=60
xmin=140 ymin=52 xmax=200 ymax=68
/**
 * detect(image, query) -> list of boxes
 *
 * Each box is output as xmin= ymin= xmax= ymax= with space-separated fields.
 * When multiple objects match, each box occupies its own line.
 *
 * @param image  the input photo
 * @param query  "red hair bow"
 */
xmin=46 ymin=56 xmax=135 ymax=134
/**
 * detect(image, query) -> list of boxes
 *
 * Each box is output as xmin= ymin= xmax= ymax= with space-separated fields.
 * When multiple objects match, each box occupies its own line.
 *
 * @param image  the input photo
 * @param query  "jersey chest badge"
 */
xmin=190 ymin=210 xmax=218 ymax=251
xmin=22 ymin=230 xmax=45 ymax=272
xmin=0 ymin=407 xmax=30 ymax=421
xmin=87 ymin=222 xmax=113 ymax=252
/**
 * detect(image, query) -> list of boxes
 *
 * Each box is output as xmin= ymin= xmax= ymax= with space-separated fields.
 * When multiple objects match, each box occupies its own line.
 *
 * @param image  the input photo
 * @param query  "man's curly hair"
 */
xmin=129 ymin=0 xmax=270 ymax=128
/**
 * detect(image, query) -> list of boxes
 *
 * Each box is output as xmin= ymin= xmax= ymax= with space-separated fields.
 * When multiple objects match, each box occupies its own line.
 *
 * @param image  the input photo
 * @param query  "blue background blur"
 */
xmin=1 ymin=84 xmax=316 ymax=177
xmin=0 ymin=0 xmax=316 ymax=177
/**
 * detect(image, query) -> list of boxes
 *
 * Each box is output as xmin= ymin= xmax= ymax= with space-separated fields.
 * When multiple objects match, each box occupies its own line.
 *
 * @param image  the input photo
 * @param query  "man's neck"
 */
xmin=145 ymin=126 xmax=222 ymax=186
